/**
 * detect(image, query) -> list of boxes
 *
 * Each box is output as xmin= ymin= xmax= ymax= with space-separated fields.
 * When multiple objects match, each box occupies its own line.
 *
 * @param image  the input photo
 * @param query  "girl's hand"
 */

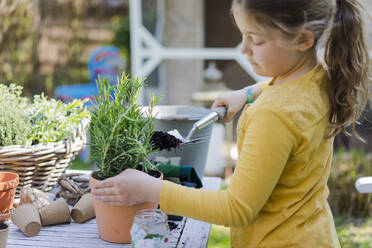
xmin=91 ymin=169 xmax=163 ymax=207
xmin=212 ymin=89 xmax=247 ymax=122
xmin=212 ymin=84 xmax=262 ymax=122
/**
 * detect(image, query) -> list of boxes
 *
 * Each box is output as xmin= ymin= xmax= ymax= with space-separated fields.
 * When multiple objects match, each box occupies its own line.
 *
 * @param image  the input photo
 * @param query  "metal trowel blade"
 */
xmin=167 ymin=129 xmax=188 ymax=143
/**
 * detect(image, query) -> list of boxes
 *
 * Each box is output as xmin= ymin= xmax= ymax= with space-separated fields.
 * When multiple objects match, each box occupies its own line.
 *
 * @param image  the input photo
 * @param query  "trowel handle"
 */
xmin=213 ymin=106 xmax=227 ymax=121
xmin=185 ymin=107 xmax=227 ymax=140
xmin=193 ymin=106 xmax=227 ymax=130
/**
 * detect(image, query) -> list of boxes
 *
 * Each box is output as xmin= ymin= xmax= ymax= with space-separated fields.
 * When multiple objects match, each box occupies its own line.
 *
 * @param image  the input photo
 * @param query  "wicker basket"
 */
xmin=0 ymin=117 xmax=90 ymax=197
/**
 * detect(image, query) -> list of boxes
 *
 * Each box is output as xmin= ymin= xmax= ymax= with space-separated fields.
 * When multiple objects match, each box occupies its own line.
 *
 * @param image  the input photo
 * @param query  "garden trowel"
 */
xmin=168 ymin=106 xmax=226 ymax=144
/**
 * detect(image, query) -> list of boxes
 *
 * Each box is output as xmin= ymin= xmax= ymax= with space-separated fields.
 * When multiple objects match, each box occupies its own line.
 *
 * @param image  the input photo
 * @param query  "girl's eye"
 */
xmin=251 ymin=38 xmax=265 ymax=46
xmin=244 ymin=35 xmax=265 ymax=46
xmin=252 ymin=40 xmax=265 ymax=46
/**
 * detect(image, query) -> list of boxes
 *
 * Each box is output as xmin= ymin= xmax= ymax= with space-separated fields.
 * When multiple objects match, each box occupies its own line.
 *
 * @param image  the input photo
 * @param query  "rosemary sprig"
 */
xmin=90 ymin=73 xmax=160 ymax=178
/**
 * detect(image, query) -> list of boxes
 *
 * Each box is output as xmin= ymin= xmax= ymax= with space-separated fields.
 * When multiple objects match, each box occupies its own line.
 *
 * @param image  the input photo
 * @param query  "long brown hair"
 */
xmin=233 ymin=0 xmax=371 ymax=139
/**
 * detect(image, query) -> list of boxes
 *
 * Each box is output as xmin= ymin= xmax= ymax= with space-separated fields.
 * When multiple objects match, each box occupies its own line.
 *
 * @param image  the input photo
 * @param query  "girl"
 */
xmin=92 ymin=0 xmax=371 ymax=247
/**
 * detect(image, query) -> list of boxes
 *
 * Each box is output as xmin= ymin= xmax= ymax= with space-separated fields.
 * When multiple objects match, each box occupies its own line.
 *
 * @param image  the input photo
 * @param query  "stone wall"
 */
xmin=37 ymin=0 xmax=127 ymax=87
xmin=38 ymin=21 xmax=113 ymax=75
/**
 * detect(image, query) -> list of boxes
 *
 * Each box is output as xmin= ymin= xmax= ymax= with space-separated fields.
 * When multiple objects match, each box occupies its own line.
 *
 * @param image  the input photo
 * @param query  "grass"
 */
xmin=335 ymin=216 xmax=372 ymax=247
xmin=208 ymin=225 xmax=230 ymax=248
xmin=207 ymin=217 xmax=372 ymax=247
xmin=69 ymin=157 xmax=91 ymax=170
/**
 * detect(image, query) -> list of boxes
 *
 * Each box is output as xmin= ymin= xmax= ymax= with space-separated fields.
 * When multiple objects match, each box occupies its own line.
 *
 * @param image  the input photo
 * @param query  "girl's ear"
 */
xmin=296 ymin=30 xmax=315 ymax=51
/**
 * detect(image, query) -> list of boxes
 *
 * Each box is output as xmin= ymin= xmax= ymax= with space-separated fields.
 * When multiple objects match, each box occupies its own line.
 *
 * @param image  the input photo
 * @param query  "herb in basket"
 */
xmin=0 ymin=84 xmax=31 ymax=146
xmin=89 ymin=73 xmax=160 ymax=178
xmin=26 ymin=93 xmax=89 ymax=145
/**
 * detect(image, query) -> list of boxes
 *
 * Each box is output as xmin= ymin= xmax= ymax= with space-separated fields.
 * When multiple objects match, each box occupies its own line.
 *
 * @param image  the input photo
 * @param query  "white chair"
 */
xmin=355 ymin=177 xmax=372 ymax=193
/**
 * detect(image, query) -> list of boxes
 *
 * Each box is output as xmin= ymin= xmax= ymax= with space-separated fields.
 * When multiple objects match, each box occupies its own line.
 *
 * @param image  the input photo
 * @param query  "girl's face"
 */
xmin=233 ymin=7 xmax=304 ymax=78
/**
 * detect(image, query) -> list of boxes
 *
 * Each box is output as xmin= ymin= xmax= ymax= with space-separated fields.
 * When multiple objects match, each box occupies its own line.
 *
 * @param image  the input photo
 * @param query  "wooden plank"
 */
xmin=176 ymin=218 xmax=212 ymax=248
xmin=7 ymin=174 xmax=221 ymax=248
xmin=8 ymin=217 xmax=187 ymax=248
xmin=176 ymin=177 xmax=222 ymax=248
xmin=7 ymin=219 xmax=130 ymax=248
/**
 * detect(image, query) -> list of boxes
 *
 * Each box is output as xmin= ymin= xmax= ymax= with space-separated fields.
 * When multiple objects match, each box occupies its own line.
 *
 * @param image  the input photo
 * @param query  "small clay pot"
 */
xmin=0 ymin=222 xmax=9 ymax=248
xmin=11 ymin=204 xmax=41 ymax=237
xmin=71 ymin=193 xmax=95 ymax=223
xmin=39 ymin=198 xmax=71 ymax=226
xmin=0 ymin=172 xmax=19 ymax=214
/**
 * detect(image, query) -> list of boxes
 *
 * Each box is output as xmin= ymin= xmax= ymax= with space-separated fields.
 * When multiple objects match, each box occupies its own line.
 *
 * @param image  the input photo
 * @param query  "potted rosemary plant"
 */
xmin=89 ymin=73 xmax=161 ymax=244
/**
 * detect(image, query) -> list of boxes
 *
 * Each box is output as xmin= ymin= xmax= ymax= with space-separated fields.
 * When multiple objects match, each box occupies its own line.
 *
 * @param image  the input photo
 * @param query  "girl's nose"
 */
xmin=240 ymin=41 xmax=253 ymax=56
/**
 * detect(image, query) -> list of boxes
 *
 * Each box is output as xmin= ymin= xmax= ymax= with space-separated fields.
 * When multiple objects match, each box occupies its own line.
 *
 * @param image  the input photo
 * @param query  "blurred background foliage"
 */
xmin=0 ymin=0 xmax=130 ymax=97
xmin=328 ymin=148 xmax=372 ymax=217
xmin=0 ymin=0 xmax=39 ymax=97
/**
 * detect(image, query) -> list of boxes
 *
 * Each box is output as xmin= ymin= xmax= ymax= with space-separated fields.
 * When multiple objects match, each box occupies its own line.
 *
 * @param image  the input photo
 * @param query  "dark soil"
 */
xmin=148 ymin=170 xmax=161 ymax=178
xmin=92 ymin=171 xmax=106 ymax=180
xmin=92 ymin=169 xmax=162 ymax=180
xmin=168 ymin=221 xmax=178 ymax=231
xmin=168 ymin=215 xmax=183 ymax=221
xmin=0 ymin=222 xmax=8 ymax=230
xmin=151 ymin=131 xmax=182 ymax=151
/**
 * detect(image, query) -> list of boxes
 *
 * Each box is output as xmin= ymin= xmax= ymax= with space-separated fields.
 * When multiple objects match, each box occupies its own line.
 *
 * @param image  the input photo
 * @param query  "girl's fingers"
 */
xmin=211 ymin=102 xmax=217 ymax=109
xmin=211 ymin=101 xmax=219 ymax=109
xmin=101 ymin=201 xmax=122 ymax=207
xmin=92 ymin=187 xmax=117 ymax=196
xmin=93 ymin=178 xmax=116 ymax=189
xmin=94 ymin=195 xmax=123 ymax=203
xmin=211 ymin=98 xmax=226 ymax=109
xmin=225 ymin=112 xmax=233 ymax=122
xmin=224 ymin=106 xmax=236 ymax=122
xmin=98 ymin=197 xmax=137 ymax=207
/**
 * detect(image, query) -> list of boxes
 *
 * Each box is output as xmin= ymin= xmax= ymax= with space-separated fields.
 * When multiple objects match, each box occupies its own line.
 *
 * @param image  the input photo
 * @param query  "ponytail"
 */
xmin=324 ymin=0 xmax=371 ymax=140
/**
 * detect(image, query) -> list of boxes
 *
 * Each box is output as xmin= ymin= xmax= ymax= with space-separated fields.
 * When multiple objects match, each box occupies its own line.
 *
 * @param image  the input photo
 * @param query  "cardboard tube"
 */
xmin=11 ymin=204 xmax=41 ymax=237
xmin=39 ymin=198 xmax=71 ymax=226
xmin=0 ymin=222 xmax=9 ymax=247
xmin=71 ymin=193 xmax=95 ymax=223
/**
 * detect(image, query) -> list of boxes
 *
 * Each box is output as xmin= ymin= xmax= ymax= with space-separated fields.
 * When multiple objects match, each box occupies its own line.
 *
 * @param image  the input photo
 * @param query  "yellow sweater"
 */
xmin=160 ymin=64 xmax=340 ymax=247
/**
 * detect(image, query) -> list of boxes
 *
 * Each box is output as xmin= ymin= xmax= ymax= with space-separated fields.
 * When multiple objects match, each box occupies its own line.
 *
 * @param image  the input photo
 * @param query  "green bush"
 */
xmin=328 ymin=148 xmax=372 ymax=217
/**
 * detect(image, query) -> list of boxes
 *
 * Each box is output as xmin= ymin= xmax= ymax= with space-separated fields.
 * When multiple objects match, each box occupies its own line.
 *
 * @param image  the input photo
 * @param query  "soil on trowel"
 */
xmin=151 ymin=131 xmax=182 ymax=151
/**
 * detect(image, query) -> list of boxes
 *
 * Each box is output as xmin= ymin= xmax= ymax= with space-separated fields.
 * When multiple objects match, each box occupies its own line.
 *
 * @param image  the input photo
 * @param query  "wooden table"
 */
xmin=6 ymin=176 xmax=221 ymax=248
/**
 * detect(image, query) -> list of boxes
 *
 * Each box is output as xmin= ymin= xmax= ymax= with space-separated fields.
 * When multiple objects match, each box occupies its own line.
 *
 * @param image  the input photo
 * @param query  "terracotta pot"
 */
xmin=90 ymin=170 xmax=163 ymax=244
xmin=0 ymin=172 xmax=19 ymax=214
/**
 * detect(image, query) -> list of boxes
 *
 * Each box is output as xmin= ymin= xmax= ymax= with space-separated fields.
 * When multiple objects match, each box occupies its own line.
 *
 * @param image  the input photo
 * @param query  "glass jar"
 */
xmin=130 ymin=209 xmax=169 ymax=248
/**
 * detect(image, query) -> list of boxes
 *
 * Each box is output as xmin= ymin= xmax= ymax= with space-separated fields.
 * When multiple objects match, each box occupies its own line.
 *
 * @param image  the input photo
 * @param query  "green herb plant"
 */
xmin=0 ymin=84 xmax=31 ymax=146
xmin=26 ymin=93 xmax=89 ymax=145
xmin=0 ymin=83 xmax=89 ymax=147
xmin=90 ymin=73 xmax=160 ymax=178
